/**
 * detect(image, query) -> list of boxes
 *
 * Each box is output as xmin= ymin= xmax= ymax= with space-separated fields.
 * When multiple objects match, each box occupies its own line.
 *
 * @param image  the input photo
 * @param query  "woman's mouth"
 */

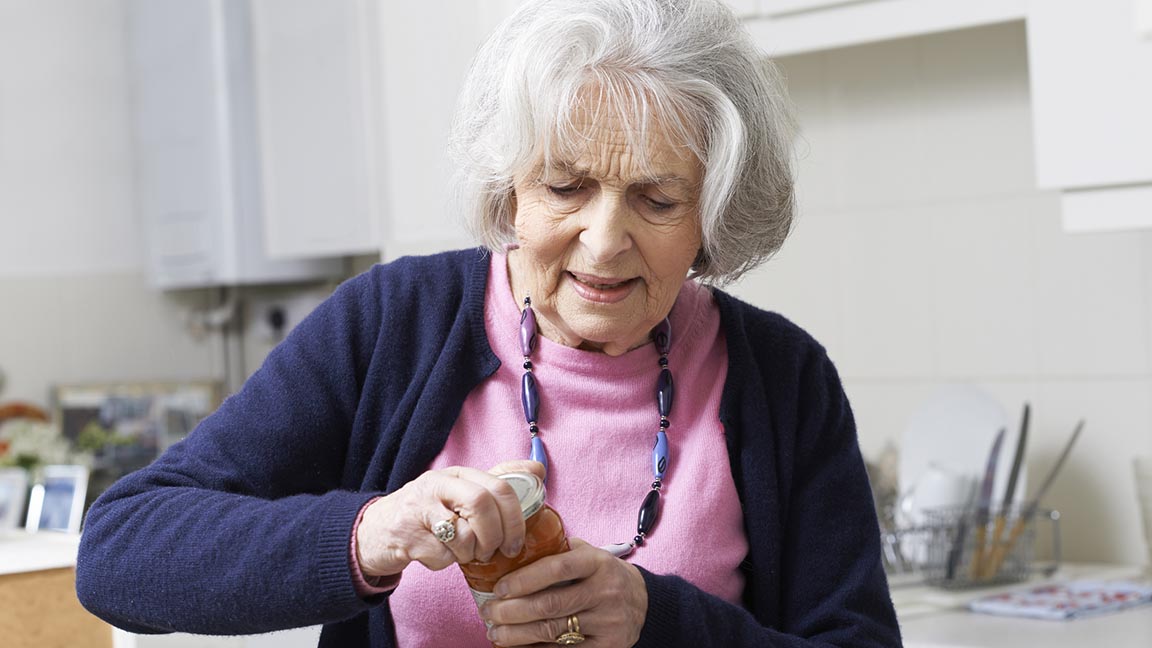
xmin=567 ymin=271 xmax=637 ymax=303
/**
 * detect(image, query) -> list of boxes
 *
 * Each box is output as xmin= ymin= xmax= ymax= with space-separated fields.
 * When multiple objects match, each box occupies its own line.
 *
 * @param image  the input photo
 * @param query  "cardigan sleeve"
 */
xmin=76 ymin=270 xmax=393 ymax=635
xmin=633 ymin=348 xmax=902 ymax=647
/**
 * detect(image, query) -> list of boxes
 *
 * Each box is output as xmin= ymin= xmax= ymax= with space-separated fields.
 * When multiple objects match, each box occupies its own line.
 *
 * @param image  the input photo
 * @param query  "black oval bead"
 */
xmin=656 ymin=368 xmax=674 ymax=417
xmin=636 ymin=488 xmax=661 ymax=536
xmin=659 ymin=418 xmax=669 ymax=429
xmin=633 ymin=535 xmax=644 ymax=546
xmin=523 ymin=360 xmax=533 ymax=370
xmin=529 ymin=424 xmax=539 ymax=434
xmin=658 ymin=356 xmax=668 ymax=367
xmin=521 ymin=372 xmax=539 ymax=423
xmin=652 ymin=318 xmax=672 ymax=355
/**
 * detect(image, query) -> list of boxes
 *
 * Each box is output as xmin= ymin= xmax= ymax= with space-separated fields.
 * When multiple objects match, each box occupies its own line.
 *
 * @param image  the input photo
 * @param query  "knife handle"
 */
xmin=985 ymin=517 xmax=1029 ymax=579
xmin=968 ymin=524 xmax=988 ymax=580
xmin=981 ymin=514 xmax=1009 ymax=579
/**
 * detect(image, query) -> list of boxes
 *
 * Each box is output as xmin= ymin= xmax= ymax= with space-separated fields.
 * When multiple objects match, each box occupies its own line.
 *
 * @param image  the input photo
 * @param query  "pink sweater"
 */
xmin=365 ymin=254 xmax=747 ymax=646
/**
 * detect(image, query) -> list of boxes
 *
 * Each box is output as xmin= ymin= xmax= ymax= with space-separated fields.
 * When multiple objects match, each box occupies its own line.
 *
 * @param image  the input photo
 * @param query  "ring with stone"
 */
xmin=555 ymin=614 xmax=585 ymax=645
xmin=431 ymin=513 xmax=459 ymax=543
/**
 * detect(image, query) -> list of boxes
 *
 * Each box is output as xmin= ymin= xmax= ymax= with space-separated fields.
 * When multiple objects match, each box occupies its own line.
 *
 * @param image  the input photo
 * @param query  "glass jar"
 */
xmin=460 ymin=472 xmax=569 ymax=630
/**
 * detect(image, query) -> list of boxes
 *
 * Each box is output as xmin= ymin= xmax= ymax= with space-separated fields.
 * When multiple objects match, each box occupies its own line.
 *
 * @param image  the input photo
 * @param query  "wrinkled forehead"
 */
xmin=531 ymin=81 xmax=704 ymax=184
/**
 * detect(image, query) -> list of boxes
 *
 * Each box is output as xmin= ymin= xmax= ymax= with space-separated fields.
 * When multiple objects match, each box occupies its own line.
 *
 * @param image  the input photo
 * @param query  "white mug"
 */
xmin=898 ymin=463 xmax=974 ymax=528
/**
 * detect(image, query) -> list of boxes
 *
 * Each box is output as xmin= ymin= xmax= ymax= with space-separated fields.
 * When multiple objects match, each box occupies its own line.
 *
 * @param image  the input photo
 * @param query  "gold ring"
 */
xmin=555 ymin=614 xmax=585 ymax=645
xmin=431 ymin=513 xmax=459 ymax=543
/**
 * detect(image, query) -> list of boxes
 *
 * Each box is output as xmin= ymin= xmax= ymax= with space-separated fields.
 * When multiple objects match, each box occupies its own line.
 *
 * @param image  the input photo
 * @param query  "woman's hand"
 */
xmin=480 ymin=538 xmax=649 ymax=647
xmin=355 ymin=460 xmax=545 ymax=578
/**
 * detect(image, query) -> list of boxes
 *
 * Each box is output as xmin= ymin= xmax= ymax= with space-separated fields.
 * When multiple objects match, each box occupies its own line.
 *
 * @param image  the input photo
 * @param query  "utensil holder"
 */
xmin=918 ymin=506 xmax=1062 ymax=590
xmin=880 ymin=506 xmax=1062 ymax=589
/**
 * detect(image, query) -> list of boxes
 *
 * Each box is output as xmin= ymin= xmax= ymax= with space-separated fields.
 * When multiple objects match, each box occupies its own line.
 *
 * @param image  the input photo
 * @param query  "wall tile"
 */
xmin=1145 ymin=232 xmax=1152 ymax=377
xmin=1030 ymin=380 xmax=1152 ymax=563
xmin=727 ymin=207 xmax=846 ymax=360
xmin=773 ymin=20 xmax=1152 ymax=566
xmin=837 ymin=205 xmax=937 ymax=378
xmin=1032 ymin=199 xmax=1149 ymax=377
xmin=841 ymin=379 xmax=941 ymax=461
xmin=0 ymin=273 xmax=222 ymax=405
xmin=777 ymin=52 xmax=841 ymax=212
xmin=931 ymin=196 xmax=1040 ymax=378
xmin=822 ymin=38 xmax=928 ymax=209
xmin=917 ymin=22 xmax=1036 ymax=202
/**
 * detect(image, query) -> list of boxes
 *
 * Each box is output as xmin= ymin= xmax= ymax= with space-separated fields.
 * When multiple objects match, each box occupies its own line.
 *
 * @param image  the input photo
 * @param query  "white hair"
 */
xmin=449 ymin=0 xmax=795 ymax=284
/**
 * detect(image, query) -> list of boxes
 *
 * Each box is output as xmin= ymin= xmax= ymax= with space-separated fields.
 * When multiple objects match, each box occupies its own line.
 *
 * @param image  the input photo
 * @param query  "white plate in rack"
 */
xmin=898 ymin=384 xmax=1027 ymax=529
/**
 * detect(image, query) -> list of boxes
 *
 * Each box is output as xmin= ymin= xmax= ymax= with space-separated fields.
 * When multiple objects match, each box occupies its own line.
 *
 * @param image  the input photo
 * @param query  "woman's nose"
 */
xmin=578 ymin=194 xmax=633 ymax=263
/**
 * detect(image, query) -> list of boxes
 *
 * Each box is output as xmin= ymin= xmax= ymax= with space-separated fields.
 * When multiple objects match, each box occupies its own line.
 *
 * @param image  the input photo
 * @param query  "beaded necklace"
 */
xmin=517 ymin=296 xmax=673 ymax=559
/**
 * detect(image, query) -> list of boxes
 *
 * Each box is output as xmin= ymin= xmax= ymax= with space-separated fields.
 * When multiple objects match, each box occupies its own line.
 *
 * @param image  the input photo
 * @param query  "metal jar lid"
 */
xmin=498 ymin=472 xmax=545 ymax=520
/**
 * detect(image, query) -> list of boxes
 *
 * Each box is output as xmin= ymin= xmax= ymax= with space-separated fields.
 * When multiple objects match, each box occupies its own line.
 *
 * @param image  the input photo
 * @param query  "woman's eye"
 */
xmin=644 ymin=195 xmax=676 ymax=211
xmin=547 ymin=184 xmax=583 ymax=197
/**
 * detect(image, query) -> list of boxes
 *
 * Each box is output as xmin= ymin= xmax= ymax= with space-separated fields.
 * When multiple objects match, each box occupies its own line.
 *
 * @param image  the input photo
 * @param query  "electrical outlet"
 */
xmin=249 ymin=291 xmax=328 ymax=344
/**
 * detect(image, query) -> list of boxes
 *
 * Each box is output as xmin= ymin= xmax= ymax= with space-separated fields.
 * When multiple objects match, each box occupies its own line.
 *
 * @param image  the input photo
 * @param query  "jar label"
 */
xmin=469 ymin=587 xmax=498 ymax=628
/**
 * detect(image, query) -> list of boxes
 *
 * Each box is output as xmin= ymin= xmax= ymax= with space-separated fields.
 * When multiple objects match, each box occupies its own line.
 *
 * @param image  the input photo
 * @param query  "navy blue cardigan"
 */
xmin=76 ymin=249 xmax=901 ymax=647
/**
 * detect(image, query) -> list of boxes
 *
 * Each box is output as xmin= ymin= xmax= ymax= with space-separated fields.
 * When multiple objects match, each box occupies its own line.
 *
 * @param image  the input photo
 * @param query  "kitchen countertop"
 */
xmin=0 ymin=531 xmax=82 ymax=575
xmin=5 ymin=536 xmax=1147 ymax=647
xmin=894 ymin=563 xmax=1152 ymax=648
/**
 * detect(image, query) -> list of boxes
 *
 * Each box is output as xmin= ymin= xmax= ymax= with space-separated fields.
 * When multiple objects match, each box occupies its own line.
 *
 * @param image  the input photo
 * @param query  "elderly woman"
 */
xmin=77 ymin=0 xmax=899 ymax=646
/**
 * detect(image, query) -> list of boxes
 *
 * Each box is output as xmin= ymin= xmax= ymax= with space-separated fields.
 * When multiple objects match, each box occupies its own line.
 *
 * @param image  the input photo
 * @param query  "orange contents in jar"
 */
xmin=459 ymin=472 xmax=569 ymax=646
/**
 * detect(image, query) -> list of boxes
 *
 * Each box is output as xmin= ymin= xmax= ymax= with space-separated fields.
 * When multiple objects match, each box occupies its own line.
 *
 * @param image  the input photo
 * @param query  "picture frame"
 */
xmin=25 ymin=464 xmax=89 ymax=533
xmin=51 ymin=381 xmax=222 ymax=509
xmin=0 ymin=467 xmax=29 ymax=532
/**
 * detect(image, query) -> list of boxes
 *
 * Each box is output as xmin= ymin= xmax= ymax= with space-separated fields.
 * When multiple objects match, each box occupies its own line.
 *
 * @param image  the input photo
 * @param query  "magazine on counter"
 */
xmin=969 ymin=580 xmax=1152 ymax=620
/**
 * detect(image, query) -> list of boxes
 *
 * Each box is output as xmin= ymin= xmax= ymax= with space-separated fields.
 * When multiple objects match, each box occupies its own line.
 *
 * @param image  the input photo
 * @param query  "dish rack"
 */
xmin=881 ymin=507 xmax=1062 ymax=590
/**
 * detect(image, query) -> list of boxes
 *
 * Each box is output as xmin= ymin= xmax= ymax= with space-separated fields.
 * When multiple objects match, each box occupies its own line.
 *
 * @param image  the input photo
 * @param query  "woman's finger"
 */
xmin=486 ymin=611 xmax=590 ymax=647
xmin=493 ymin=539 xmax=599 ymax=599
xmin=488 ymin=459 xmax=546 ymax=482
xmin=441 ymin=466 xmax=528 ymax=559
xmin=433 ymin=512 xmax=483 ymax=566
xmin=404 ymin=505 xmax=472 ymax=571
xmin=483 ymin=577 xmax=595 ymax=625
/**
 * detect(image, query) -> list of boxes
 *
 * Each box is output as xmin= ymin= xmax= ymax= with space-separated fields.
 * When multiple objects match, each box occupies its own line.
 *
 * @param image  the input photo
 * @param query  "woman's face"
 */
xmin=507 ymin=107 xmax=703 ymax=356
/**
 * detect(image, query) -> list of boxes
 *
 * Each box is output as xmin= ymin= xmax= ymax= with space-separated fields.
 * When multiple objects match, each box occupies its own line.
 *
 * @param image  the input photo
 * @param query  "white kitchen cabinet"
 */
xmin=129 ymin=0 xmax=343 ymax=289
xmin=1027 ymin=0 xmax=1152 ymax=190
xmin=249 ymin=0 xmax=383 ymax=259
xmin=722 ymin=0 xmax=762 ymax=18
xmin=760 ymin=0 xmax=857 ymax=16
xmin=745 ymin=0 xmax=1026 ymax=57
xmin=1027 ymin=0 xmax=1152 ymax=231
xmin=372 ymin=1 xmax=525 ymax=259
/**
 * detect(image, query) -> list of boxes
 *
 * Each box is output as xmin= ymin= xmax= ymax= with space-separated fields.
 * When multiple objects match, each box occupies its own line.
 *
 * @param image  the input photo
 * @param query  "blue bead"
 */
xmin=521 ymin=372 xmax=539 ymax=423
xmin=520 ymin=306 xmax=538 ymax=356
xmin=656 ymin=368 xmax=674 ymax=417
xmin=637 ymin=489 xmax=660 ymax=536
xmin=652 ymin=431 xmax=669 ymax=479
xmin=530 ymin=435 xmax=548 ymax=477
xmin=652 ymin=318 xmax=672 ymax=356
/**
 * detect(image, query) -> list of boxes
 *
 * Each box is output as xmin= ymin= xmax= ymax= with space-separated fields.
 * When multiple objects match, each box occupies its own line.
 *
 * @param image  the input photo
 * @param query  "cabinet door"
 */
xmin=723 ymin=0 xmax=762 ymax=18
xmin=374 ymin=2 xmax=496 ymax=259
xmin=250 ymin=0 xmax=381 ymax=259
xmin=1027 ymin=0 xmax=1152 ymax=189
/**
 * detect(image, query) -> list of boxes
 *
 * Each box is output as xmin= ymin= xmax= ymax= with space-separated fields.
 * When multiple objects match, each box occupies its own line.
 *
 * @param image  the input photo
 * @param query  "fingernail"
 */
xmin=494 ymin=582 xmax=509 ymax=598
xmin=505 ymin=539 xmax=523 ymax=557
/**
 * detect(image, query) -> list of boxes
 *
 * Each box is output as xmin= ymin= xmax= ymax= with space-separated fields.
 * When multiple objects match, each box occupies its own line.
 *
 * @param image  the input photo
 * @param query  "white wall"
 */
xmin=728 ymin=22 xmax=1152 ymax=563
xmin=0 ymin=0 xmax=227 ymax=405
